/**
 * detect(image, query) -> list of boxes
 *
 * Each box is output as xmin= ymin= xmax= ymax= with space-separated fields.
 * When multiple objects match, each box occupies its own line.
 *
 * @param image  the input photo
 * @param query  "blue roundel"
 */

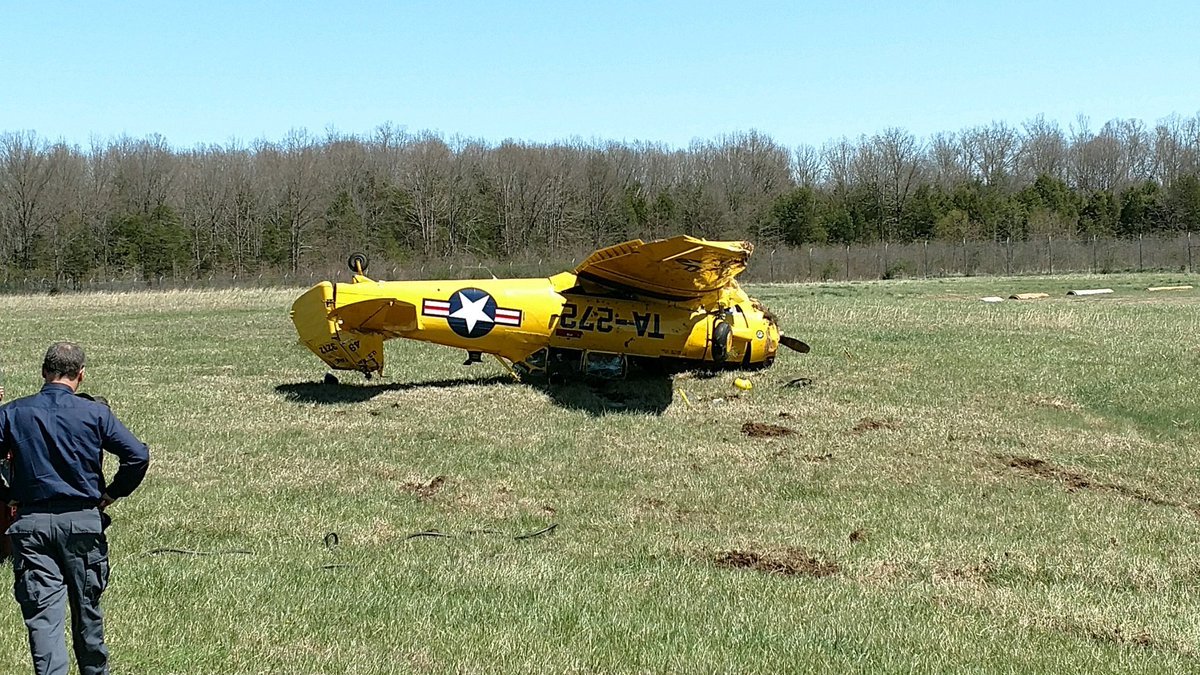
xmin=447 ymin=288 xmax=497 ymax=338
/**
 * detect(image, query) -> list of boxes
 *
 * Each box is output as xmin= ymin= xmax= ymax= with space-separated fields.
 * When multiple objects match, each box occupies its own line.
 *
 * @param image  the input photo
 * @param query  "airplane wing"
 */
xmin=573 ymin=236 xmax=753 ymax=300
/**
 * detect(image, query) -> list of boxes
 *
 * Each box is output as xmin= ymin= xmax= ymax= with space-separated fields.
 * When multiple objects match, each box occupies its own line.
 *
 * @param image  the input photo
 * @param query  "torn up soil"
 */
xmin=1048 ymin=619 xmax=1161 ymax=651
xmin=1002 ymin=455 xmax=1179 ymax=508
xmin=714 ymin=548 xmax=840 ymax=578
xmin=400 ymin=475 xmax=447 ymax=501
xmin=742 ymin=422 xmax=796 ymax=438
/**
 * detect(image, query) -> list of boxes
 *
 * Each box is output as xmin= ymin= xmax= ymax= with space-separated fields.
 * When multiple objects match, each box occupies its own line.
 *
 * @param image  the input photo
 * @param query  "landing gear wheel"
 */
xmin=711 ymin=320 xmax=732 ymax=363
xmin=347 ymin=253 xmax=369 ymax=275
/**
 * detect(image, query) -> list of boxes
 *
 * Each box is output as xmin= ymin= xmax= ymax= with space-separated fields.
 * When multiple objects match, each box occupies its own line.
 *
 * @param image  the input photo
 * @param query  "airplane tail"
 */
xmin=291 ymin=282 xmax=385 ymax=374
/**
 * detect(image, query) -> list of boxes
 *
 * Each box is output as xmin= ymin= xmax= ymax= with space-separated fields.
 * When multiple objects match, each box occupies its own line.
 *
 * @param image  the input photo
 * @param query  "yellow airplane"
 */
xmin=291 ymin=235 xmax=808 ymax=379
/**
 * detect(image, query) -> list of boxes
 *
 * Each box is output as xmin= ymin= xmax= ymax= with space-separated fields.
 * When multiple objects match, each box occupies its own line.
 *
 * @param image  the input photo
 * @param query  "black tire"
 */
xmin=711 ymin=320 xmax=732 ymax=362
xmin=347 ymin=253 xmax=369 ymax=274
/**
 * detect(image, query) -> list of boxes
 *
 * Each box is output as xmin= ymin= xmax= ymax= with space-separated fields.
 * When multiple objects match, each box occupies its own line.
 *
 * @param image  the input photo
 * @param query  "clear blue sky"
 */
xmin=2 ymin=1 xmax=1197 ymax=149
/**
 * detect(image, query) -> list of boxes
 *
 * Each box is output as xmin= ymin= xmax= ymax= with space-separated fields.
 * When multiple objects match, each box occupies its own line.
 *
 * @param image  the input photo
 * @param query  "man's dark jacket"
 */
xmin=0 ymin=383 xmax=148 ymax=506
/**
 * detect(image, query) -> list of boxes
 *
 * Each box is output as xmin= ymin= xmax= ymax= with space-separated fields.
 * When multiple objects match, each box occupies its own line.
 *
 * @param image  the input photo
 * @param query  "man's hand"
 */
xmin=99 ymin=493 xmax=115 ymax=509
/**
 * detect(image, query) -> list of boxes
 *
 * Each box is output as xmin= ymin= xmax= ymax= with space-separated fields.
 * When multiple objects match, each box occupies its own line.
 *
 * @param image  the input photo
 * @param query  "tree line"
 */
xmin=1 ymin=114 xmax=1199 ymax=285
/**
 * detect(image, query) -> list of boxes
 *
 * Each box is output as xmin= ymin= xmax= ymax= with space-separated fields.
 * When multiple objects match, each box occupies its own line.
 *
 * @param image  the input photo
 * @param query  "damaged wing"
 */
xmin=574 ymin=235 xmax=752 ymax=300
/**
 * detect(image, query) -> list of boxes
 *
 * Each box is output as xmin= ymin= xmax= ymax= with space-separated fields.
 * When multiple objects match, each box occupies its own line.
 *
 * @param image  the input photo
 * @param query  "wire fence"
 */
xmin=0 ymin=233 xmax=1196 ymax=294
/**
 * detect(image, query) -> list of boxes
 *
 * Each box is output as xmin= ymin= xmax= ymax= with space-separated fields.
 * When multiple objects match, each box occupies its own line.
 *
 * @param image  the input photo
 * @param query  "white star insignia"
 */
xmin=449 ymin=292 xmax=493 ymax=333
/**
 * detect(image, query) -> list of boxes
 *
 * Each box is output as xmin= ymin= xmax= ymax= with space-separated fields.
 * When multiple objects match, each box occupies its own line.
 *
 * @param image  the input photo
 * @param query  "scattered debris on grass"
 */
xmin=852 ymin=417 xmax=901 ymax=434
xmin=848 ymin=529 xmax=866 ymax=543
xmin=742 ymin=421 xmax=796 ymax=437
xmin=980 ymin=296 xmax=1003 ymax=303
xmin=1009 ymin=292 xmax=1049 ymax=300
xmin=784 ymin=377 xmax=813 ymax=388
xmin=777 ymin=411 xmax=792 ymax=418
xmin=801 ymin=453 xmax=834 ymax=463
xmin=713 ymin=548 xmax=840 ymax=578
xmin=401 ymin=475 xmax=447 ymax=501
xmin=1066 ymin=288 xmax=1114 ymax=296
xmin=1147 ymin=285 xmax=1193 ymax=292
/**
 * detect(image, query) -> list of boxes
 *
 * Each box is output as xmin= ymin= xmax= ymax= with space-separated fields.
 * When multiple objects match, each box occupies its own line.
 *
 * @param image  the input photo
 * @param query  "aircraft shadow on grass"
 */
xmin=274 ymin=373 xmax=674 ymax=416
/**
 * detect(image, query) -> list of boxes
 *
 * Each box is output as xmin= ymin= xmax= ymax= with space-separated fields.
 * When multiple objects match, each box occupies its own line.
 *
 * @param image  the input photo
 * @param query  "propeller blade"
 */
xmin=780 ymin=335 xmax=810 ymax=354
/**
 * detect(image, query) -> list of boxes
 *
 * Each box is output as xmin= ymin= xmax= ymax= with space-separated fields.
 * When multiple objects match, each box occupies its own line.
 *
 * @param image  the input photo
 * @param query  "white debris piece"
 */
xmin=1066 ymin=288 xmax=1114 ymax=296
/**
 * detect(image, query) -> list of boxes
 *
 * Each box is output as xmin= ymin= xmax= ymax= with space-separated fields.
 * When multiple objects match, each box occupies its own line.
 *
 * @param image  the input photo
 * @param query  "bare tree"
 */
xmin=961 ymin=122 xmax=1019 ymax=187
xmin=1019 ymin=115 xmax=1067 ymax=182
xmin=929 ymin=131 xmax=967 ymax=189
xmin=792 ymin=144 xmax=822 ymax=187
xmin=0 ymin=131 xmax=58 ymax=268
xmin=257 ymin=130 xmax=326 ymax=272
xmin=821 ymin=138 xmax=856 ymax=192
xmin=872 ymin=127 xmax=924 ymax=239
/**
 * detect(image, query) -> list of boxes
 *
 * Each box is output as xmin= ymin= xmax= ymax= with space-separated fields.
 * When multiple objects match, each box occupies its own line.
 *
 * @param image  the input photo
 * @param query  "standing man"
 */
xmin=1 ymin=342 xmax=150 ymax=675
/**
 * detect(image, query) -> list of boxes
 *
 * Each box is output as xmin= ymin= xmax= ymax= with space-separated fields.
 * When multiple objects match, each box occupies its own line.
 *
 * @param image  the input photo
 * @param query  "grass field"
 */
xmin=2 ymin=272 xmax=1199 ymax=674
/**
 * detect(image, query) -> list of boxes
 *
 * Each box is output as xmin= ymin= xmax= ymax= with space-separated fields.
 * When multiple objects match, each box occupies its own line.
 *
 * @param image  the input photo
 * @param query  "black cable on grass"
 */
xmin=405 ymin=523 xmax=559 ymax=541
xmin=145 ymin=548 xmax=253 ymax=556
xmin=144 ymin=524 xmax=558 ymax=566
xmin=514 ymin=523 xmax=558 ymax=540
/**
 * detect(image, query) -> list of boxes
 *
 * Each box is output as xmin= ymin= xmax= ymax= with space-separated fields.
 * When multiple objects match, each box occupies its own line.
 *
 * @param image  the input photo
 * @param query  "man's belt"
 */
xmin=18 ymin=498 xmax=98 ymax=513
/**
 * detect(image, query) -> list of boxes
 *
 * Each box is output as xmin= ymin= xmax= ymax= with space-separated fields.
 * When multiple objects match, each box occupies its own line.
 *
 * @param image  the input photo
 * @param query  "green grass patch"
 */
xmin=1 ymin=276 xmax=1199 ymax=673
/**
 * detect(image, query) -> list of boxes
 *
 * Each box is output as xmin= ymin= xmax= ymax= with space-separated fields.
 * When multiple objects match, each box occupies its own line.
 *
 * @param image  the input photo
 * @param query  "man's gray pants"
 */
xmin=7 ymin=506 xmax=109 ymax=675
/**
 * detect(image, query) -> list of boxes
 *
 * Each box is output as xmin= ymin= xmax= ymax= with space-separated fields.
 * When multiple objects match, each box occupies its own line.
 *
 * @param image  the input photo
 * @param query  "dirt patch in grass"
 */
xmin=741 ymin=422 xmax=796 ymax=438
xmin=933 ymin=559 xmax=996 ymax=585
xmin=400 ymin=475 xmax=447 ymax=501
xmin=1002 ymin=455 xmax=1179 ymax=507
xmin=801 ymin=452 xmax=835 ymax=463
xmin=852 ymin=417 xmax=901 ymax=433
xmin=713 ymin=548 xmax=840 ymax=578
xmin=1047 ymin=619 xmax=1163 ymax=651
xmin=640 ymin=497 xmax=697 ymax=522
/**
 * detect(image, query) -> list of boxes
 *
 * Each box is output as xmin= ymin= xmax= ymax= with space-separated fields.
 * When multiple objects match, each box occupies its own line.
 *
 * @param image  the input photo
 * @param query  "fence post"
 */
xmin=769 ymin=248 xmax=775 ymax=280
xmin=845 ymin=244 xmax=850 ymax=280
xmin=1138 ymin=234 xmax=1143 ymax=272
xmin=923 ymin=239 xmax=929 ymax=278
xmin=1048 ymin=235 xmax=1054 ymax=274
xmin=1006 ymin=236 xmax=1012 ymax=275
xmin=1189 ymin=232 xmax=1194 ymax=273
xmin=1092 ymin=234 xmax=1097 ymax=273
xmin=808 ymin=247 xmax=813 ymax=280
xmin=882 ymin=241 xmax=888 ymax=278
xmin=961 ymin=238 xmax=966 ymax=275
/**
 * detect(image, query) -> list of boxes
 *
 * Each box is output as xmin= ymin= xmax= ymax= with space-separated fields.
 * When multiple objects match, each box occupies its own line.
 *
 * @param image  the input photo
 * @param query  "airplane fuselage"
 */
xmin=291 ymin=270 xmax=781 ymax=377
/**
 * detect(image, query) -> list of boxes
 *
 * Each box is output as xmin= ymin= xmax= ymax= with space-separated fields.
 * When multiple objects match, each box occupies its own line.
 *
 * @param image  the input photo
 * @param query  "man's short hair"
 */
xmin=43 ymin=341 xmax=86 ymax=379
